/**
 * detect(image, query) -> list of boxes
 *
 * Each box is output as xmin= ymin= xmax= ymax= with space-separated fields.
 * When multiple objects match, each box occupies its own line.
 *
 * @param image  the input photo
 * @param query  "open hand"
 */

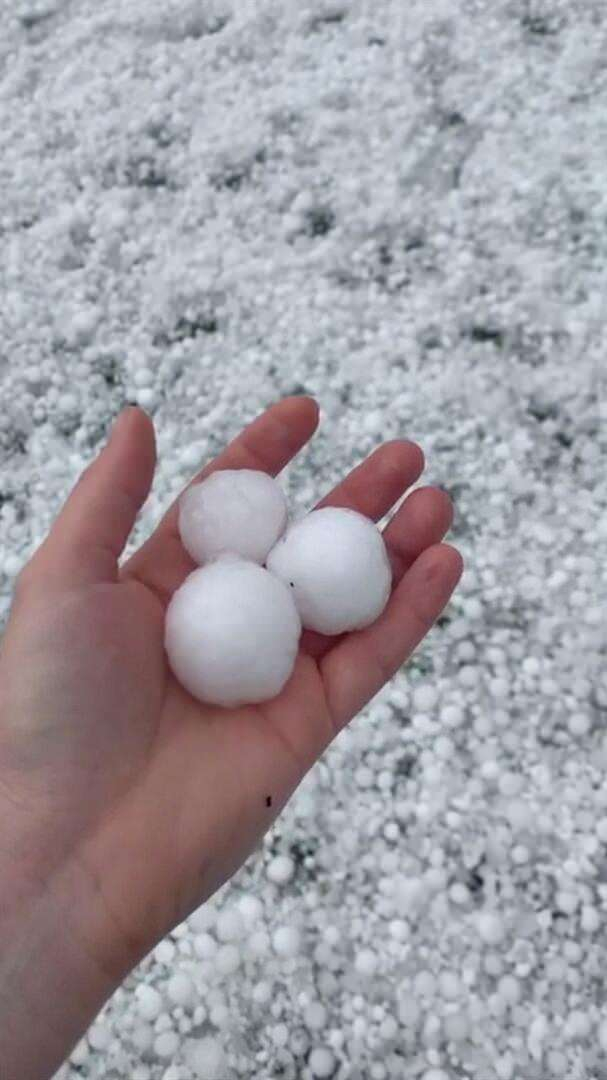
xmin=0 ymin=397 xmax=462 ymax=1078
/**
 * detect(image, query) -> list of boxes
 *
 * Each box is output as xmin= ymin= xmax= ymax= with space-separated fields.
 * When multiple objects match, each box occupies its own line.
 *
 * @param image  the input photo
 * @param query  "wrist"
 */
xmin=0 ymin=852 xmax=122 ymax=1080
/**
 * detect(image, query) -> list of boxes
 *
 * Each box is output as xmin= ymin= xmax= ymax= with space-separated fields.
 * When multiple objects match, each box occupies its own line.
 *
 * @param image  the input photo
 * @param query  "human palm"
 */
xmin=0 ymin=397 xmax=462 ymax=990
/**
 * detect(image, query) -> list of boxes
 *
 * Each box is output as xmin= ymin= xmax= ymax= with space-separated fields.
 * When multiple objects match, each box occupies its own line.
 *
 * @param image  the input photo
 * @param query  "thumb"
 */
xmin=21 ymin=406 xmax=157 ymax=591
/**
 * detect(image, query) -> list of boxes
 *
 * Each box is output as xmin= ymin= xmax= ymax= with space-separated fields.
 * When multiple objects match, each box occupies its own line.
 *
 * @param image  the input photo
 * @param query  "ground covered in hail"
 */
xmin=1 ymin=0 xmax=606 ymax=1077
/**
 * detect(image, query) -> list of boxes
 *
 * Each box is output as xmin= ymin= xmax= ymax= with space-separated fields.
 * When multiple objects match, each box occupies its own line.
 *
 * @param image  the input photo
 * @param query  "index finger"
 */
xmin=120 ymin=396 xmax=320 ymax=605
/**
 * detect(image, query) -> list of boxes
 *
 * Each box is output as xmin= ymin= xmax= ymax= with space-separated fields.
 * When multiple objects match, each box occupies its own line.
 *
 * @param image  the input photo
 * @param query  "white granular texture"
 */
xmin=1 ymin=1 xmax=606 ymax=1078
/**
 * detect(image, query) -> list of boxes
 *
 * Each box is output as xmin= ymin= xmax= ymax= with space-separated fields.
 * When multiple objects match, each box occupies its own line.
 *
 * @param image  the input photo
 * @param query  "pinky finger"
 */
xmin=319 ymin=543 xmax=464 ymax=733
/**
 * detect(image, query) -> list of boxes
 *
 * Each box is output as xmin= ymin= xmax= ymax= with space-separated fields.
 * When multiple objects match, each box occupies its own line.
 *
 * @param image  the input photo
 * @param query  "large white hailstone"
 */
xmin=165 ymin=558 xmax=301 ymax=707
xmin=178 ymin=469 xmax=288 ymax=565
xmin=266 ymin=507 xmax=392 ymax=635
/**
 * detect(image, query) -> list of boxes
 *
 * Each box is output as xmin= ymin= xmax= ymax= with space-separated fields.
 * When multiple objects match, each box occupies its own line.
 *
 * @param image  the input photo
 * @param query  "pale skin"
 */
xmin=0 ymin=396 xmax=463 ymax=1079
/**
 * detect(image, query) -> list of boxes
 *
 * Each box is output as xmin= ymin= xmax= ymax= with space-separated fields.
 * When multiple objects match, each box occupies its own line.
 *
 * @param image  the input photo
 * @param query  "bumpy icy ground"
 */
xmin=1 ymin=0 xmax=606 ymax=1077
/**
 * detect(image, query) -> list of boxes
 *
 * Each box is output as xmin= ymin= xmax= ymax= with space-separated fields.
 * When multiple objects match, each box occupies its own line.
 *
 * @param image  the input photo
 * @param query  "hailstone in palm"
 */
xmin=178 ymin=469 xmax=288 ymax=565
xmin=266 ymin=506 xmax=392 ymax=635
xmin=164 ymin=556 xmax=301 ymax=707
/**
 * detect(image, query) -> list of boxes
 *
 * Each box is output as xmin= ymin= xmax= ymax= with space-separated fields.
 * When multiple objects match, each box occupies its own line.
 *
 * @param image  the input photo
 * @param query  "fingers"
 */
xmin=319 ymin=542 xmax=464 ymax=732
xmin=18 ymin=407 xmax=157 ymax=592
xmin=120 ymin=396 xmax=320 ymax=605
xmin=313 ymin=439 xmax=425 ymax=518
xmin=382 ymin=485 xmax=455 ymax=580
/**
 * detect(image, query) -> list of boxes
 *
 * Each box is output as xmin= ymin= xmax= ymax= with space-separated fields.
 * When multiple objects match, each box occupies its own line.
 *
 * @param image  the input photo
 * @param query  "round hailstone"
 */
xmin=581 ymin=905 xmax=600 ymax=933
xmin=167 ymin=971 xmax=196 ymax=1008
xmin=209 ymin=1003 xmax=230 ymax=1029
xmin=444 ymin=1012 xmax=469 ymax=1042
xmin=215 ymin=943 xmax=241 ymax=975
xmin=252 ymin=981 xmax=273 ymax=1005
xmin=136 ymin=985 xmax=164 ymax=1021
xmin=568 ymin=711 xmax=592 ymax=737
xmin=187 ymin=1036 xmax=226 ymax=1079
xmin=237 ymin=894 xmax=265 ymax=925
xmin=189 ymin=904 xmax=215 ymax=933
xmin=267 ymin=854 xmax=295 ymax=885
xmin=397 ymin=996 xmax=420 ymax=1027
xmin=70 ymin=1042 xmax=89 ymax=1067
xmin=88 ymin=1023 xmax=111 ymax=1051
xmin=132 ymin=1024 xmax=154 ymax=1052
xmin=354 ymin=948 xmax=378 ymax=976
xmin=194 ymin=932 xmax=217 ymax=959
xmin=477 ymin=910 xmax=506 ymax=946
xmin=216 ymin=907 xmax=245 ymax=942
xmin=266 ymin=507 xmax=392 ymax=635
xmin=154 ymin=940 xmax=176 ymax=964
xmin=248 ymin=929 xmax=270 ymax=956
xmin=271 ymin=1024 xmax=289 ymax=1047
xmin=165 ymin=558 xmax=301 ymax=707
xmin=153 ymin=1031 xmax=180 ymax=1059
xmin=178 ymin=469 xmax=288 ymax=565
xmin=309 ymin=1047 xmax=336 ymax=1078
xmin=438 ymin=971 xmax=461 ymax=1001
xmin=272 ymin=925 xmax=301 ymax=957
xmin=162 ymin=1067 xmax=184 ymax=1080
xmin=497 ymin=975 xmax=521 ymax=1005
xmin=304 ymin=1002 xmax=328 ymax=1030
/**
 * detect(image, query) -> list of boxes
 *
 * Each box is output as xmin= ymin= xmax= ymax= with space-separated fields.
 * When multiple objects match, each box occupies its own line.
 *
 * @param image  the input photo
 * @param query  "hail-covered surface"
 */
xmin=1 ymin=1 xmax=606 ymax=1077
